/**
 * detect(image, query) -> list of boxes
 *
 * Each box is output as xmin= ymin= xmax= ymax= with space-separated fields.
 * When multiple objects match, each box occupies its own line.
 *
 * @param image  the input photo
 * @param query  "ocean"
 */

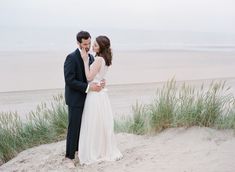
xmin=0 ymin=27 xmax=235 ymax=92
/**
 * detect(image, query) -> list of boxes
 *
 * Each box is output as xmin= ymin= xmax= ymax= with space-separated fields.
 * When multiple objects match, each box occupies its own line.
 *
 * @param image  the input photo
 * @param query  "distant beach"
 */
xmin=0 ymin=50 xmax=235 ymax=119
xmin=0 ymin=50 xmax=234 ymax=92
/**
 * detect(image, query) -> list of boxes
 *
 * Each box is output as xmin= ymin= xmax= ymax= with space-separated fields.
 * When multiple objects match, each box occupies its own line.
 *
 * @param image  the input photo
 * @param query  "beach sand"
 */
xmin=1 ymin=50 xmax=234 ymax=118
xmin=0 ymin=50 xmax=234 ymax=92
xmin=0 ymin=50 xmax=235 ymax=171
xmin=0 ymin=127 xmax=235 ymax=172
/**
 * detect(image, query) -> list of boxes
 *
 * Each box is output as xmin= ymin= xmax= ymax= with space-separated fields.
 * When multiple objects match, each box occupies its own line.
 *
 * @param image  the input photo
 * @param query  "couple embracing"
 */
xmin=63 ymin=31 xmax=123 ymax=167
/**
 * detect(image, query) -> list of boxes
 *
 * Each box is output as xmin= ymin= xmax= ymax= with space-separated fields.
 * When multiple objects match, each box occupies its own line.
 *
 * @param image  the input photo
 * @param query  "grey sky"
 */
xmin=0 ymin=0 xmax=235 ymax=33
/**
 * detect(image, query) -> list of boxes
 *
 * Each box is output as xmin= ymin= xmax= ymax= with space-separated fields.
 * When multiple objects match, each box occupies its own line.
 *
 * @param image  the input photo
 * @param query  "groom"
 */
xmin=63 ymin=31 xmax=104 ymax=166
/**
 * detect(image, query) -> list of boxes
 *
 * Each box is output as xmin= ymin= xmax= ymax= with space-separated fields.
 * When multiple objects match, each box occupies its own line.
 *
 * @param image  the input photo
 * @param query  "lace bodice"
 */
xmin=90 ymin=56 xmax=108 ymax=83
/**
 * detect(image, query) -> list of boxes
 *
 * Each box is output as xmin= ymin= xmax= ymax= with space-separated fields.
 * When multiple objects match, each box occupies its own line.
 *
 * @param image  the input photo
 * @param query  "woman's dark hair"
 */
xmin=96 ymin=36 xmax=112 ymax=66
xmin=76 ymin=31 xmax=91 ymax=43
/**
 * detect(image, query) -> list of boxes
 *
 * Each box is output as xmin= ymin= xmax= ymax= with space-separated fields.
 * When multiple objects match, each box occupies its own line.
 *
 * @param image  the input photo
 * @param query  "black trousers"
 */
xmin=65 ymin=106 xmax=84 ymax=159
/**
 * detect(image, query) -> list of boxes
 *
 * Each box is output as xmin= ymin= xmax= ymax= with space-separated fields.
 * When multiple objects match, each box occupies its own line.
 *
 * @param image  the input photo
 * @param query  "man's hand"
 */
xmin=81 ymin=48 xmax=88 ymax=62
xmin=89 ymin=82 xmax=102 ymax=92
xmin=100 ymin=79 xmax=106 ymax=89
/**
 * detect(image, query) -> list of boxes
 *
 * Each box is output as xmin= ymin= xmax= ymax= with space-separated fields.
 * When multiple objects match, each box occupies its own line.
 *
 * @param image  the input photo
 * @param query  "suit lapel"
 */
xmin=75 ymin=49 xmax=95 ymax=82
xmin=75 ymin=49 xmax=87 ymax=81
xmin=88 ymin=54 xmax=95 ymax=66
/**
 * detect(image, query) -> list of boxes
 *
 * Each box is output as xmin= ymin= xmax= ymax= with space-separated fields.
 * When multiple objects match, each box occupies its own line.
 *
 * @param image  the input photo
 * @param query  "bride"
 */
xmin=78 ymin=35 xmax=123 ymax=165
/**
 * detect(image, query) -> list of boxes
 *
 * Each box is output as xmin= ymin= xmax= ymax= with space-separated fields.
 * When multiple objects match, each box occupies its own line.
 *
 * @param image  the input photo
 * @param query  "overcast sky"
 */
xmin=0 ymin=0 xmax=235 ymax=33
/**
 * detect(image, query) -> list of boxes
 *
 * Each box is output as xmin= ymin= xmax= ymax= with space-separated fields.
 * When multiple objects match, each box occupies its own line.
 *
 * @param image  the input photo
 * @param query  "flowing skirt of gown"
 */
xmin=78 ymin=89 xmax=123 ymax=165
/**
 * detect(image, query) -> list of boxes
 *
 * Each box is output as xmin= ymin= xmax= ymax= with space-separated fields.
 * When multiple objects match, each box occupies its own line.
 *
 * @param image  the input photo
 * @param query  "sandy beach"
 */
xmin=1 ymin=0 xmax=235 ymax=171
xmin=0 ymin=50 xmax=234 ymax=92
xmin=0 ymin=127 xmax=235 ymax=172
xmin=0 ymin=50 xmax=235 ymax=171
xmin=0 ymin=50 xmax=235 ymax=119
xmin=1 ymin=78 xmax=235 ymax=121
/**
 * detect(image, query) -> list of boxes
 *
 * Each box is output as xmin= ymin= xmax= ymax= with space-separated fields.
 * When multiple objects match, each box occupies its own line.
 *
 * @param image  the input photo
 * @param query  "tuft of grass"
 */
xmin=115 ymin=79 xmax=235 ymax=135
xmin=149 ymin=79 xmax=177 ymax=132
xmin=0 ymin=94 xmax=68 ymax=165
xmin=0 ymin=112 xmax=24 ymax=162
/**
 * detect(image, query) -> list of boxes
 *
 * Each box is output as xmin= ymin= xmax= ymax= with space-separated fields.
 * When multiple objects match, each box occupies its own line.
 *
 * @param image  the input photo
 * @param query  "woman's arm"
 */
xmin=83 ymin=57 xmax=103 ymax=81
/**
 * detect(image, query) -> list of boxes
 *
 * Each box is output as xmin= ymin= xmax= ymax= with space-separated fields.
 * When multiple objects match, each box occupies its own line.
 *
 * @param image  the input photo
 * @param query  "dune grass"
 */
xmin=0 ymin=94 xmax=67 ymax=165
xmin=114 ymin=79 xmax=235 ymax=134
xmin=0 ymin=79 xmax=235 ymax=165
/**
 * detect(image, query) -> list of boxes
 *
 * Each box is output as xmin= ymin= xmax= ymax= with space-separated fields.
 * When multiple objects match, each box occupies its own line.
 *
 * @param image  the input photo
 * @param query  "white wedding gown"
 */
xmin=78 ymin=57 xmax=123 ymax=165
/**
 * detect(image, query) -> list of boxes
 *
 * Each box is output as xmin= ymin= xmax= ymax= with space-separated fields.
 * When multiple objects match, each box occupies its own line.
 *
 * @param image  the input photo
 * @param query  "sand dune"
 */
xmin=1 ymin=127 xmax=235 ymax=172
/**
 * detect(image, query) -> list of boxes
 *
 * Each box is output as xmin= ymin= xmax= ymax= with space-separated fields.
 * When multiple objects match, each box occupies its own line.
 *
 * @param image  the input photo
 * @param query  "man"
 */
xmin=63 ymin=31 xmax=104 ymax=167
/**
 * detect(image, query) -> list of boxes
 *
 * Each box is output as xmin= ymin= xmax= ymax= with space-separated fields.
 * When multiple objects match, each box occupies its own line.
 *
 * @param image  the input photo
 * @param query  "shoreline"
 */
xmin=0 ymin=47 xmax=235 ymax=53
xmin=1 ymin=76 xmax=235 ymax=94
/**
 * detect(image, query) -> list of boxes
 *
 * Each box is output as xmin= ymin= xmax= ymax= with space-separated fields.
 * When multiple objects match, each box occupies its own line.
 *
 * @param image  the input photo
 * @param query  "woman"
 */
xmin=78 ymin=35 xmax=123 ymax=165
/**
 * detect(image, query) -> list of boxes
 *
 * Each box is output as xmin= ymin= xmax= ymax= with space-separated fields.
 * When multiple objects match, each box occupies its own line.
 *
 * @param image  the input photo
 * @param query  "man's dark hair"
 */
xmin=76 ymin=31 xmax=91 ymax=43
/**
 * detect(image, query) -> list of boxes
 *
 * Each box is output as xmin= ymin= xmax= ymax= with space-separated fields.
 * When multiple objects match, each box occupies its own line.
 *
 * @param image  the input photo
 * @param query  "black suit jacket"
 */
xmin=64 ymin=49 xmax=94 ymax=107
